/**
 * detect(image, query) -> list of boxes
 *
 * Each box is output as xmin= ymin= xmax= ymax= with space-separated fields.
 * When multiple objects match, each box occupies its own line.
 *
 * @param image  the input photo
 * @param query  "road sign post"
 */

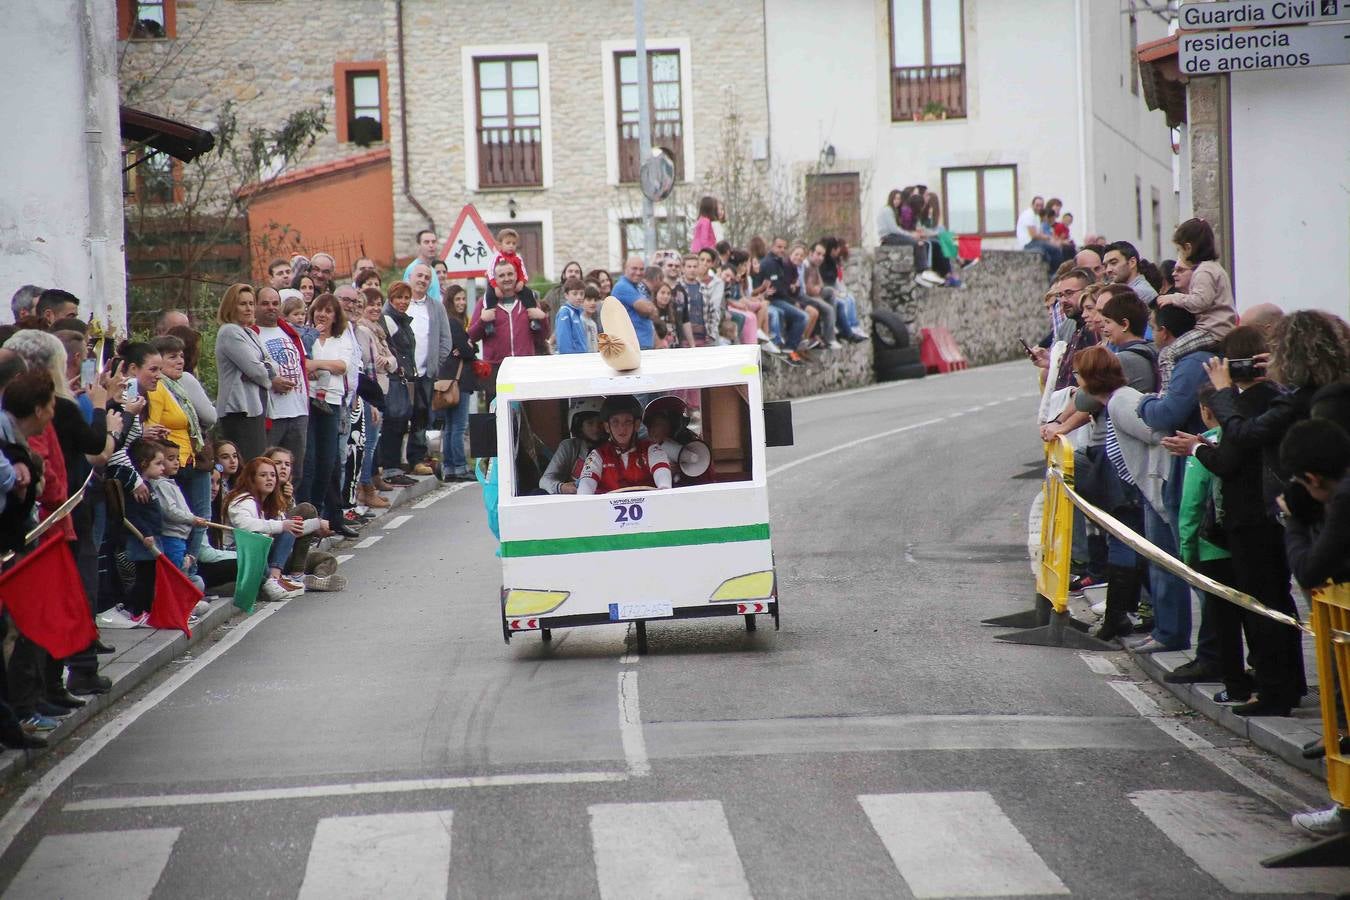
xmin=1179 ymin=21 xmax=1350 ymax=74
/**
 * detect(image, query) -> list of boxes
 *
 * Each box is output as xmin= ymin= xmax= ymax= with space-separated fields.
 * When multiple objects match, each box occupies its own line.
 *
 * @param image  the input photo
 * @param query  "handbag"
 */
xmin=432 ymin=361 xmax=464 ymax=411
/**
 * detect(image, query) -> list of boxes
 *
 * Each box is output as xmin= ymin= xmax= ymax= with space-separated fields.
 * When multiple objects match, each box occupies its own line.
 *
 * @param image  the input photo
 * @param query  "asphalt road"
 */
xmin=0 ymin=360 xmax=1343 ymax=898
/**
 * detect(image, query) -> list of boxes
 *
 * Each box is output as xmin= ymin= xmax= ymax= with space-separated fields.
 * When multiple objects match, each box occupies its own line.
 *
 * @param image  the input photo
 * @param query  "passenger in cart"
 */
xmin=576 ymin=396 xmax=672 ymax=494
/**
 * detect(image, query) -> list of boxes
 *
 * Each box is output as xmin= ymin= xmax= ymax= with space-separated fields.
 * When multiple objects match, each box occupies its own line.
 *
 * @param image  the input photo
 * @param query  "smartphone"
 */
xmin=1018 ymin=338 xmax=1036 ymax=359
xmin=124 ymin=377 xmax=139 ymax=402
xmin=1228 ymin=357 xmax=1265 ymax=380
xmin=79 ymin=356 xmax=98 ymax=388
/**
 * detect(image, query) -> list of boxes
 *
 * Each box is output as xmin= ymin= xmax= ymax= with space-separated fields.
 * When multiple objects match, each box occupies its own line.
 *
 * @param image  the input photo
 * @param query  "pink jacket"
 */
xmin=467 ymin=291 xmax=552 ymax=364
xmin=690 ymin=217 xmax=717 ymax=254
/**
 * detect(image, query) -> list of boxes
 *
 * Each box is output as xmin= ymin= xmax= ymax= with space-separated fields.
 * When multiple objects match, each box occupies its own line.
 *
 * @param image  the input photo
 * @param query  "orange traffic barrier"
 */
xmin=919 ymin=327 xmax=969 ymax=374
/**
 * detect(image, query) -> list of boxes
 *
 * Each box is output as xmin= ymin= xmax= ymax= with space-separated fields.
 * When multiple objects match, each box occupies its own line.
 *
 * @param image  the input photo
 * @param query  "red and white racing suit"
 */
xmin=576 ymin=439 xmax=672 ymax=494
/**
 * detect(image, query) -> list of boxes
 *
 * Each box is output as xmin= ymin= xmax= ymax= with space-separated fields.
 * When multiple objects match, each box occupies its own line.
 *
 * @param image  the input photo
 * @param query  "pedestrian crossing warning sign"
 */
xmin=440 ymin=204 xmax=497 ymax=278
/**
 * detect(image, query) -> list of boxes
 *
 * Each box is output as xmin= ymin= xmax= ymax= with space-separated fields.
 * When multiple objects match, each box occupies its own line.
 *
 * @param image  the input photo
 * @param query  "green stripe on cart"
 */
xmin=501 ymin=523 xmax=771 ymax=558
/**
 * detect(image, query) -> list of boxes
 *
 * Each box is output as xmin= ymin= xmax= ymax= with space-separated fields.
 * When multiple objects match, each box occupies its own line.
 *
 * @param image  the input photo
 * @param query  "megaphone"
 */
xmin=678 ymin=440 xmax=711 ymax=478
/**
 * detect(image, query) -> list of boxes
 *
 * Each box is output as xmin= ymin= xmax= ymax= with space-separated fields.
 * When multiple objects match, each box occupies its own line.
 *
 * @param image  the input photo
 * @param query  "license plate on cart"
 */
xmin=608 ymin=601 xmax=674 ymax=621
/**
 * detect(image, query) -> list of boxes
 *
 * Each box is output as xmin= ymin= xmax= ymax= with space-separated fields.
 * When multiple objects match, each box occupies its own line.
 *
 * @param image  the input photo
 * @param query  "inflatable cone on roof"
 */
xmin=598 ymin=296 xmax=642 ymax=371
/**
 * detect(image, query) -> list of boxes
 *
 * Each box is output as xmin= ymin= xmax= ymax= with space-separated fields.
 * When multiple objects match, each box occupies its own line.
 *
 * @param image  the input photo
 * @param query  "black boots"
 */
xmin=1095 ymin=563 xmax=1142 ymax=643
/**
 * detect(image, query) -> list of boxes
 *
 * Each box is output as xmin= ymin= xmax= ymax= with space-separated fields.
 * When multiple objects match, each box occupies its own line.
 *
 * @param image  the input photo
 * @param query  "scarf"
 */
xmin=1104 ymin=415 xmax=1134 ymax=486
xmin=162 ymin=375 xmax=204 ymax=453
xmin=1157 ymin=329 xmax=1217 ymax=393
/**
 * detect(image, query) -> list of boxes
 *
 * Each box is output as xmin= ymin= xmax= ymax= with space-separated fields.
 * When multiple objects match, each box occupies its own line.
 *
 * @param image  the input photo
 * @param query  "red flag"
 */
xmin=0 ymin=535 xmax=97 ymax=659
xmin=147 ymin=553 xmax=204 ymax=636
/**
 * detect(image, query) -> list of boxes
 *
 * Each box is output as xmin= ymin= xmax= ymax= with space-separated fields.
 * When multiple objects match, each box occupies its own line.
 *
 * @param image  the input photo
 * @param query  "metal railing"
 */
xmin=890 ymin=64 xmax=966 ymax=120
xmin=477 ymin=126 xmax=543 ymax=188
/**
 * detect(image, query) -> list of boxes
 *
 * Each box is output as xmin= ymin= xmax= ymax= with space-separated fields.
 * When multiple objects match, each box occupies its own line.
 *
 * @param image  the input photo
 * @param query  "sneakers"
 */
xmin=826 ymin=340 xmax=843 ymax=350
xmin=96 ymin=605 xmax=150 ymax=629
xmin=915 ymin=270 xmax=945 ymax=287
xmin=756 ymin=329 xmax=773 ymax=343
xmin=192 ymin=599 xmax=212 ymax=618
xmin=21 ymin=714 xmax=60 ymax=733
xmin=759 ymin=341 xmax=781 ymax=355
xmin=1069 ymin=573 xmax=1102 ymax=594
xmin=260 ymin=578 xmax=303 ymax=602
xmin=1291 ymin=805 xmax=1348 ymax=837
xmin=302 ymin=573 xmax=347 ymax=592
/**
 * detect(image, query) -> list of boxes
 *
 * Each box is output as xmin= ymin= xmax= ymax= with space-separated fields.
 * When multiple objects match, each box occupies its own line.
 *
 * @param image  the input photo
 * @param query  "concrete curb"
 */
xmin=1127 ymin=646 xmax=1326 ymax=778
xmin=0 ymin=473 xmax=445 ymax=785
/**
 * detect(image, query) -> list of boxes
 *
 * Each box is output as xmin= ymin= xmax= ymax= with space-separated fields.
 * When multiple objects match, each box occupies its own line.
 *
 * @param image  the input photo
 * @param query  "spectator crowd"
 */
xmin=1027 ymin=215 xmax=1350 ymax=839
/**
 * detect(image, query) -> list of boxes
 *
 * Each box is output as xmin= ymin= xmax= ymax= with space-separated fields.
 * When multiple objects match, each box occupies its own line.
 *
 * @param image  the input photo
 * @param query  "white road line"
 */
xmin=6 ymin=827 xmax=180 ymax=899
xmin=64 ymin=771 xmax=627 ymax=812
xmin=1108 ymin=681 xmax=1305 ymax=812
xmin=768 ymin=417 xmax=944 ymax=478
xmin=298 ymin=811 xmax=453 ymax=900
xmin=353 ymin=535 xmax=382 ymax=549
xmin=1130 ymin=790 xmax=1347 ymax=894
xmin=589 ymin=801 xmax=752 ymax=900
xmin=859 ymin=792 xmax=1068 ymax=898
xmin=0 ymin=604 xmax=286 ymax=857
xmin=1077 ymin=652 xmax=1121 ymax=676
xmin=335 ymin=554 xmax=353 ymax=565
xmin=382 ymin=514 xmax=413 ymax=530
xmin=619 ymin=652 xmax=639 ymax=665
xmin=617 ymin=670 xmax=650 ymax=777
xmin=412 ymin=481 xmax=473 ymax=509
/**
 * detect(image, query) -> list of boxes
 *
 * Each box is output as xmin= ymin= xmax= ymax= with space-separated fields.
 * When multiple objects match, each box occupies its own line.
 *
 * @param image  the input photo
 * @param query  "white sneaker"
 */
xmin=1292 ymin=805 xmax=1348 ymax=837
xmin=302 ymin=573 xmax=347 ymax=592
xmin=260 ymin=579 xmax=302 ymax=601
xmin=97 ymin=604 xmax=142 ymax=629
xmin=756 ymin=329 xmax=772 ymax=343
xmin=827 ymin=340 xmax=843 ymax=350
xmin=759 ymin=341 xmax=781 ymax=355
xmin=915 ymin=270 xmax=945 ymax=287
xmin=192 ymin=599 xmax=211 ymax=618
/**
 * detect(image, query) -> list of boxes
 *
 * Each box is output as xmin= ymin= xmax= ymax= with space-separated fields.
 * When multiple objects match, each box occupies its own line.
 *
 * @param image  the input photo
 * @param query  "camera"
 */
xmin=1228 ymin=357 xmax=1265 ymax=380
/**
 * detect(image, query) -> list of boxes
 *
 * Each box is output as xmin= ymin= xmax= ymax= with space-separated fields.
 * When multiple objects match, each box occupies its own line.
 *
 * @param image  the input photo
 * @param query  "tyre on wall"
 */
xmin=873 ymin=345 xmax=921 ymax=371
xmin=870 ymin=309 xmax=910 ymax=350
xmin=876 ymin=361 xmax=927 ymax=382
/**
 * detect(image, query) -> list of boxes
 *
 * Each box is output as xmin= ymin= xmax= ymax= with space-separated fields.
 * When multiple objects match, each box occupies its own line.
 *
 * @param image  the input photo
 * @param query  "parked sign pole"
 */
xmin=635 ymin=0 xmax=656 ymax=261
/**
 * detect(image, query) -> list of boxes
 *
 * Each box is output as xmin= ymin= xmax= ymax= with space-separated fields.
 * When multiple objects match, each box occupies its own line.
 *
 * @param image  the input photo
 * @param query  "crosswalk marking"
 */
xmin=6 ymin=827 xmax=180 ymax=899
xmin=298 ymin=811 xmax=453 ymax=900
xmin=1129 ymin=790 xmax=1348 ymax=894
xmin=589 ymin=800 xmax=752 ymax=899
xmin=859 ymin=792 xmax=1069 ymax=898
xmin=353 ymin=535 xmax=382 ymax=549
xmin=381 ymin=514 xmax=413 ymax=530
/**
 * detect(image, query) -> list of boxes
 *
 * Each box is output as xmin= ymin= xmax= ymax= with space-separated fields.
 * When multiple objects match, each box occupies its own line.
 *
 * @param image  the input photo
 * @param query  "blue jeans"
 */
xmin=175 ymin=467 xmax=211 ymax=562
xmin=1142 ymin=503 xmax=1192 ymax=650
xmin=766 ymin=305 xmax=782 ymax=343
xmin=1025 ymin=239 xmax=1065 ymax=273
xmin=269 ymin=530 xmax=295 ymax=572
xmin=298 ymin=404 xmax=341 ymax=509
xmin=441 ymin=396 xmax=471 ymax=476
xmin=361 ymin=402 xmax=382 ymax=485
xmin=834 ymin=293 xmax=860 ymax=334
xmin=770 ymin=299 xmax=807 ymax=349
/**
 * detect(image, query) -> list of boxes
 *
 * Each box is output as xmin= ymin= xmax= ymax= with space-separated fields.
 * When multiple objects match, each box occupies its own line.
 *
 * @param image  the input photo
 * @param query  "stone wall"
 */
xmin=872 ymin=247 xmax=1048 ymax=368
xmin=762 ymin=253 xmax=875 ymax=401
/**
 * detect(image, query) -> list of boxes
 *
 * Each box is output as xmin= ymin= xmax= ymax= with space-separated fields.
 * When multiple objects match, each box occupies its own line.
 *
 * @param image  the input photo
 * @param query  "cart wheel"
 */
xmin=635 ymin=620 xmax=649 ymax=655
xmin=540 ymin=628 xmax=552 ymax=642
xmin=501 ymin=618 xmax=511 ymax=645
xmin=744 ymin=614 xmax=757 ymax=632
xmin=772 ymin=602 xmax=781 ymax=631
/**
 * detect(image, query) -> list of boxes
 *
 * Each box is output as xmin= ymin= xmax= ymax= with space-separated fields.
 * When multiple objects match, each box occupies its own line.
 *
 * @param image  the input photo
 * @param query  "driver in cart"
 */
xmin=538 ymin=399 xmax=606 ymax=495
xmin=576 ymin=395 xmax=673 ymax=494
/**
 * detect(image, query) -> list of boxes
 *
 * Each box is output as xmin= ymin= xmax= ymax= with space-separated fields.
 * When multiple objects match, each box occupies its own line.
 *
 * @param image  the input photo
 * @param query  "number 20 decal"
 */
xmin=614 ymin=503 xmax=644 ymax=523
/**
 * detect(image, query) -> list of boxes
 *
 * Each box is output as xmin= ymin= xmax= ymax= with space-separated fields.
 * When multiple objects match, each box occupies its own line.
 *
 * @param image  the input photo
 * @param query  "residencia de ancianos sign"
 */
xmin=1179 ymin=21 xmax=1350 ymax=72
xmin=1180 ymin=0 xmax=1345 ymax=29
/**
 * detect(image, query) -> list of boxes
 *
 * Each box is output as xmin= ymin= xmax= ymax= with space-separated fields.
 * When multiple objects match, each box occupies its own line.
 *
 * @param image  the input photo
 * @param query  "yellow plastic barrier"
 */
xmin=1035 ymin=436 xmax=1074 ymax=616
xmin=1312 ymin=582 xmax=1350 ymax=810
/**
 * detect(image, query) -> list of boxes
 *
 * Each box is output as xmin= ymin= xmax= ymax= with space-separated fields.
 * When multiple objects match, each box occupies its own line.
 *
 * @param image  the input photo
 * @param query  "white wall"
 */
xmin=0 ymin=0 xmax=125 ymax=328
xmin=1230 ymin=66 xmax=1350 ymax=321
xmin=766 ymin=0 xmax=1179 ymax=253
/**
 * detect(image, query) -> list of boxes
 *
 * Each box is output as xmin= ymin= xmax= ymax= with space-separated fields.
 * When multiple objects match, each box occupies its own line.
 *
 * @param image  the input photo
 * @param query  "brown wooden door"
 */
xmin=487 ymin=221 xmax=544 ymax=281
xmin=806 ymin=173 xmax=862 ymax=246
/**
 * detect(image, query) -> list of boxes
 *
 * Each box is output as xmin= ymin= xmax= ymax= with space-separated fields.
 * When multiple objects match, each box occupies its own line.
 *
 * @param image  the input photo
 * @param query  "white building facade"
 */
xmin=765 ymin=0 xmax=1179 ymax=255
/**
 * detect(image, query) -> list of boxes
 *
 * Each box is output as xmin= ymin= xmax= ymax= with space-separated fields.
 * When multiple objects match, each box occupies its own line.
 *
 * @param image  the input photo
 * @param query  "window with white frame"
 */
xmin=941 ymin=165 xmax=1016 ymax=237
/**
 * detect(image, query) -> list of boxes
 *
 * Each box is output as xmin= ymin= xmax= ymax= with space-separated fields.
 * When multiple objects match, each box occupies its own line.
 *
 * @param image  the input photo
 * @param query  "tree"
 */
xmin=703 ymin=104 xmax=809 ymax=248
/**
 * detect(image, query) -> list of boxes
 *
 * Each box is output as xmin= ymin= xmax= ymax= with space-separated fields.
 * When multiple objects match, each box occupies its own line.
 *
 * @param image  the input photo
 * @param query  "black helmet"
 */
xmin=600 ymin=394 xmax=643 ymax=422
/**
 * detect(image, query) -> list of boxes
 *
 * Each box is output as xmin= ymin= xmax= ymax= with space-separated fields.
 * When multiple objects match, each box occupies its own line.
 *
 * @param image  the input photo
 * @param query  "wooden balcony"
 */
xmin=477 ymin=126 xmax=543 ymax=188
xmin=618 ymin=119 xmax=683 ymax=183
xmin=890 ymin=64 xmax=966 ymax=121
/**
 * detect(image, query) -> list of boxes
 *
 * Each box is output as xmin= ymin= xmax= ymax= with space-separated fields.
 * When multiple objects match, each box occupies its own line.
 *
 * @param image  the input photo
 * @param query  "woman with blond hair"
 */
xmin=213 ymin=283 xmax=276 ymax=461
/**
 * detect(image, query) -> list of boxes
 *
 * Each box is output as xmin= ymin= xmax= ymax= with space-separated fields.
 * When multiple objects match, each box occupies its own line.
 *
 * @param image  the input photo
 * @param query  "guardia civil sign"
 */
xmin=1179 ymin=0 xmax=1347 ymax=30
xmin=1178 ymin=21 xmax=1350 ymax=73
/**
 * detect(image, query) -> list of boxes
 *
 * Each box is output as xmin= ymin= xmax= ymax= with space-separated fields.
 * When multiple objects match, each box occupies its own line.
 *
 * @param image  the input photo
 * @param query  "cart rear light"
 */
xmin=504 ymin=589 xmax=569 ymax=616
xmin=710 ymin=571 xmax=774 ymax=602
